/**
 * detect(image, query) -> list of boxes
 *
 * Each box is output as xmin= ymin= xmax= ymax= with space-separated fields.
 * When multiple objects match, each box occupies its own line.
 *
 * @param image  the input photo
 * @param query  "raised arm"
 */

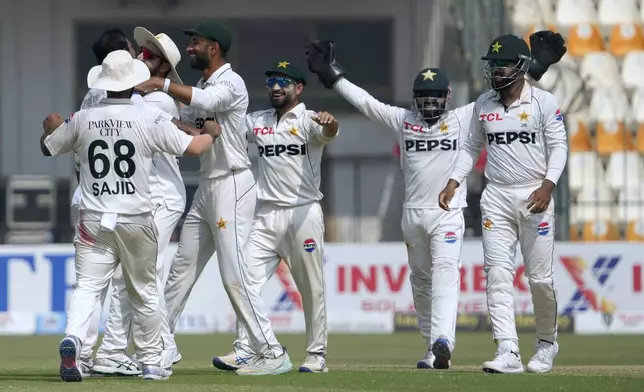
xmin=41 ymin=113 xmax=78 ymax=157
xmin=305 ymin=41 xmax=405 ymax=132
xmin=334 ymin=78 xmax=406 ymax=131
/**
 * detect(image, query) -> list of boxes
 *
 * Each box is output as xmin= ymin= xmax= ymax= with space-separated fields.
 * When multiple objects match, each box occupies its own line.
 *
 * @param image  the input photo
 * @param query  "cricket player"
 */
xmin=39 ymin=50 xmax=218 ymax=381
xmin=134 ymin=21 xmax=290 ymax=374
xmin=91 ymin=27 xmax=188 ymax=376
xmin=71 ymin=28 xmax=140 ymax=375
xmin=305 ymin=41 xmax=472 ymax=370
xmin=439 ymin=33 xmax=568 ymax=374
xmin=212 ymin=61 xmax=339 ymax=375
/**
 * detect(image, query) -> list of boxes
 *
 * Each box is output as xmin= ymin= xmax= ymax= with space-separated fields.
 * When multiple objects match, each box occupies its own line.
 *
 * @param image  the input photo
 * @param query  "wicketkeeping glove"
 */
xmin=305 ymin=40 xmax=347 ymax=89
xmin=527 ymin=30 xmax=567 ymax=81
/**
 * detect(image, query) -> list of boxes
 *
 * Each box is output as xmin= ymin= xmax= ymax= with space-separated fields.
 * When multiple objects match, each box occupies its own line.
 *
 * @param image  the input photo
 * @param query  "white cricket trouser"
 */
xmin=234 ymin=202 xmax=327 ymax=355
xmin=65 ymin=211 xmax=161 ymax=366
xmin=401 ymin=208 xmax=463 ymax=351
xmin=480 ymin=181 xmax=558 ymax=344
xmin=96 ymin=204 xmax=183 ymax=358
xmin=163 ymin=169 xmax=284 ymax=357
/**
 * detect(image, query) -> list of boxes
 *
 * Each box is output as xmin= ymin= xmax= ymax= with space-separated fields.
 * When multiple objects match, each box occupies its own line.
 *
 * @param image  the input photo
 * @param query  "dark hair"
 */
xmin=92 ymin=29 xmax=129 ymax=64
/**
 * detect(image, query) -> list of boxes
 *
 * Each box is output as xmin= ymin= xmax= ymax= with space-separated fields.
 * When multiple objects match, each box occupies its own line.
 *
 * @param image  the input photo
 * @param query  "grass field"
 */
xmin=1 ymin=332 xmax=643 ymax=391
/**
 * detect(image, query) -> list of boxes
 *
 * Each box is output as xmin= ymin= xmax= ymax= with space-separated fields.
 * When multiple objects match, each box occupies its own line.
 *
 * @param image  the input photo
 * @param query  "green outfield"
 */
xmin=0 ymin=332 xmax=643 ymax=391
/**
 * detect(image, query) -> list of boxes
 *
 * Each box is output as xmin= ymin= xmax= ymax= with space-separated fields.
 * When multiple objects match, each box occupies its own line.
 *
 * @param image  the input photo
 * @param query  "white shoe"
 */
xmin=213 ymin=344 xmax=255 ymax=371
xmin=142 ymin=365 xmax=170 ymax=380
xmin=59 ymin=336 xmax=83 ymax=382
xmin=93 ymin=354 xmax=142 ymax=376
xmin=527 ymin=341 xmax=559 ymax=374
xmin=80 ymin=357 xmax=95 ymax=377
xmin=299 ymin=353 xmax=329 ymax=373
xmin=416 ymin=349 xmax=435 ymax=369
xmin=235 ymin=352 xmax=293 ymax=376
xmin=161 ymin=347 xmax=182 ymax=371
xmin=482 ymin=341 xmax=524 ymax=374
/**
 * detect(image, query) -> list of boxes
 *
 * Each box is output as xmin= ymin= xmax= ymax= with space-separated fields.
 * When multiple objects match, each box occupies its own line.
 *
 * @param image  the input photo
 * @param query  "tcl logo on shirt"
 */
xmin=487 ymin=131 xmax=536 ymax=145
xmin=403 ymin=122 xmax=427 ymax=133
xmin=404 ymin=139 xmax=457 ymax=152
xmin=480 ymin=113 xmax=503 ymax=122
xmin=254 ymin=127 xmax=275 ymax=135
xmin=258 ymin=144 xmax=307 ymax=157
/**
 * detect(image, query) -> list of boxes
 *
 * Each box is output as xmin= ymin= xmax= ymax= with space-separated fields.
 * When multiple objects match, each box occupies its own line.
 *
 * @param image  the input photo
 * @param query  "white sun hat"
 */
xmin=134 ymin=26 xmax=183 ymax=84
xmin=87 ymin=50 xmax=150 ymax=92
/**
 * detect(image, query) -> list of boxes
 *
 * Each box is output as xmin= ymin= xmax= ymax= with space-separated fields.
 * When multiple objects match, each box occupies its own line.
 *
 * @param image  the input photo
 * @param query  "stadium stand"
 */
xmin=507 ymin=0 xmax=644 ymax=240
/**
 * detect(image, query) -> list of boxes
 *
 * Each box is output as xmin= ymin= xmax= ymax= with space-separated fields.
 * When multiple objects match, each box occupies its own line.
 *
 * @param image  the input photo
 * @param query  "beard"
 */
xmin=269 ymin=92 xmax=294 ymax=109
xmin=190 ymin=52 xmax=210 ymax=70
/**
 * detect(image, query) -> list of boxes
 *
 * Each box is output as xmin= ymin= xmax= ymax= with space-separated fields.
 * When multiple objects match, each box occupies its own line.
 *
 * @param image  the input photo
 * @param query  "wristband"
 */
xmin=162 ymin=78 xmax=171 ymax=93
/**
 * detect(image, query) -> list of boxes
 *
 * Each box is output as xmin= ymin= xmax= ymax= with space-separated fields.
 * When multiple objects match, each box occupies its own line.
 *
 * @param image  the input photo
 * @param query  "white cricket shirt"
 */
xmin=45 ymin=98 xmax=193 ymax=215
xmin=143 ymin=91 xmax=186 ymax=212
xmin=72 ymin=90 xmax=184 ymax=211
xmin=246 ymin=103 xmax=337 ymax=207
xmin=450 ymin=83 xmax=568 ymax=186
xmin=181 ymin=63 xmax=252 ymax=179
xmin=334 ymin=78 xmax=473 ymax=209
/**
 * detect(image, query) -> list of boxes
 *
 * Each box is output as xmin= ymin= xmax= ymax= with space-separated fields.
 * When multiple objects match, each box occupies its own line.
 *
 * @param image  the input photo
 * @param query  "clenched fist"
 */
xmin=43 ymin=113 xmax=64 ymax=135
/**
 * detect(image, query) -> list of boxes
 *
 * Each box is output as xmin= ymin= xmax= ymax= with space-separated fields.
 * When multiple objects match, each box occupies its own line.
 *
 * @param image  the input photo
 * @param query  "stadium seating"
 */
xmin=617 ymin=186 xmax=644 ymax=222
xmin=573 ymin=185 xmax=615 ymax=223
xmin=581 ymin=220 xmax=622 ymax=240
xmin=598 ymin=0 xmax=639 ymax=27
xmin=580 ymin=51 xmax=622 ymax=88
xmin=512 ymin=0 xmax=557 ymax=30
xmin=568 ymin=151 xmax=606 ymax=194
xmin=621 ymin=52 xmax=644 ymax=89
xmin=556 ymin=0 xmax=597 ymax=27
xmin=609 ymin=23 xmax=644 ymax=56
xmin=567 ymin=113 xmax=594 ymax=152
xmin=514 ymin=0 xmax=644 ymax=240
xmin=605 ymin=151 xmax=644 ymax=191
xmin=567 ymin=24 xmax=605 ymax=57
xmin=624 ymin=220 xmax=644 ymax=240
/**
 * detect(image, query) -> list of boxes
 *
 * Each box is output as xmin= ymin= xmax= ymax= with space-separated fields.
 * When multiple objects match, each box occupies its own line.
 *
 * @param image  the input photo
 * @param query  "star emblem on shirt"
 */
xmin=277 ymin=61 xmax=290 ymax=68
xmin=483 ymin=218 xmax=493 ymax=230
xmin=439 ymin=122 xmax=448 ymax=133
xmin=216 ymin=217 xmax=228 ymax=229
xmin=491 ymin=41 xmax=502 ymax=53
xmin=289 ymin=127 xmax=299 ymax=136
xmin=519 ymin=111 xmax=529 ymax=122
xmin=422 ymin=69 xmax=436 ymax=81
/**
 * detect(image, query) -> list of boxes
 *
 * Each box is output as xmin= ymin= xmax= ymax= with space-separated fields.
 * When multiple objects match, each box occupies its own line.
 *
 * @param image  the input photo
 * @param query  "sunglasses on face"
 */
xmin=266 ymin=77 xmax=295 ymax=89
xmin=139 ymin=47 xmax=160 ymax=60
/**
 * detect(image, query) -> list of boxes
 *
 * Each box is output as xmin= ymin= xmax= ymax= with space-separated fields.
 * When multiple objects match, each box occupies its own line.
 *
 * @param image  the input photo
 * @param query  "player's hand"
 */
xmin=201 ymin=119 xmax=222 ymax=139
xmin=312 ymin=111 xmax=337 ymax=126
xmin=530 ymin=30 xmax=567 ymax=67
xmin=42 ymin=113 xmax=63 ymax=135
xmin=134 ymin=77 xmax=164 ymax=95
xmin=527 ymin=181 xmax=555 ymax=213
xmin=439 ymin=179 xmax=459 ymax=211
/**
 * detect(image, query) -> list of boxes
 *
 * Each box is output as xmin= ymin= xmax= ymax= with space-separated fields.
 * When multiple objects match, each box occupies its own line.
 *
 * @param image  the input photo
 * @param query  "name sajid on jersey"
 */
xmin=88 ymin=119 xmax=137 ymax=196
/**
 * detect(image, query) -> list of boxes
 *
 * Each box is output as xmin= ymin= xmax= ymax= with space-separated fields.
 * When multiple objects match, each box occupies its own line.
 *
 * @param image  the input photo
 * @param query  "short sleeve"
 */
xmin=44 ymin=113 xmax=80 ymax=156
xmin=147 ymin=115 xmax=193 ymax=156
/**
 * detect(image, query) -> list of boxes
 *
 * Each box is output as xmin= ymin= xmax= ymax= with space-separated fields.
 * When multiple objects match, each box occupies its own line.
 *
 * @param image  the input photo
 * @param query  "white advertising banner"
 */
xmin=0 ymin=242 xmax=642 ymax=335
